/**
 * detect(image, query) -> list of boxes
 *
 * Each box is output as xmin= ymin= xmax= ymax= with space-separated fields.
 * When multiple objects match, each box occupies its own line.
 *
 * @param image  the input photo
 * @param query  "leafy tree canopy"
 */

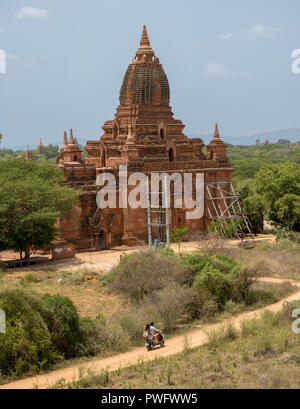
xmin=0 ymin=159 xmax=80 ymax=258
xmin=255 ymin=163 xmax=300 ymax=231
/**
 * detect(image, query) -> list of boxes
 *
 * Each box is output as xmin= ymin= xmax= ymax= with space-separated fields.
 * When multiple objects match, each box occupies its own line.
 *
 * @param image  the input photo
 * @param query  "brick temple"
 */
xmin=55 ymin=25 xmax=233 ymax=252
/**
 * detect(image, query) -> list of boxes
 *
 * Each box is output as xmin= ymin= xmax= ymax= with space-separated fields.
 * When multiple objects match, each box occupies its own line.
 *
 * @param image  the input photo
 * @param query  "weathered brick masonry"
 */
xmin=55 ymin=26 xmax=233 ymax=250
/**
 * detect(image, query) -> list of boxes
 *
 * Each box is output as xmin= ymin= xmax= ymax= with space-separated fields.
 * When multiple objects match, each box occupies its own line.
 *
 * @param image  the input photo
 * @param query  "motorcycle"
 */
xmin=143 ymin=330 xmax=165 ymax=351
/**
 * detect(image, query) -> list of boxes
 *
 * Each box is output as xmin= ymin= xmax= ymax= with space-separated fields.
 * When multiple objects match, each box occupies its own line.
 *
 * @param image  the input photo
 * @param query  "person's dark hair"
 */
xmin=145 ymin=324 xmax=150 ymax=331
xmin=150 ymin=321 xmax=154 ymax=326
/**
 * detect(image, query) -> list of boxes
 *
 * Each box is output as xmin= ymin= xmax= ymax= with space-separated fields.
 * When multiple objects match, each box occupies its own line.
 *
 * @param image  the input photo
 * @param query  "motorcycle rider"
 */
xmin=150 ymin=321 xmax=162 ymax=342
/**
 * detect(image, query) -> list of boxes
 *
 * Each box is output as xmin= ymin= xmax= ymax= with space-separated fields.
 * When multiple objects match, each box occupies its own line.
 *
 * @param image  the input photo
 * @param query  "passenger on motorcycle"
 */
xmin=143 ymin=324 xmax=153 ymax=342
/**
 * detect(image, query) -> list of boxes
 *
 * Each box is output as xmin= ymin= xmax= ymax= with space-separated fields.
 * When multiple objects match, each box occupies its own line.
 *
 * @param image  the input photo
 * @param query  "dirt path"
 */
xmin=1 ymin=276 xmax=299 ymax=390
xmin=1 ymin=234 xmax=275 ymax=275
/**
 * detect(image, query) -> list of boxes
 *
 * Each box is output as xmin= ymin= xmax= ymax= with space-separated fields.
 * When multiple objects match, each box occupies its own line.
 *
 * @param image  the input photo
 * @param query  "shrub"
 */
xmin=20 ymin=272 xmax=40 ymax=285
xmin=110 ymin=251 xmax=190 ymax=302
xmin=193 ymin=263 xmax=235 ymax=306
xmin=186 ymin=253 xmax=256 ymax=307
xmin=207 ymin=218 xmax=242 ymax=238
xmin=184 ymin=287 xmax=218 ymax=320
xmin=98 ymin=271 xmax=115 ymax=286
xmin=182 ymin=253 xmax=212 ymax=275
xmin=0 ymin=288 xmax=58 ymax=376
xmin=112 ymin=309 xmax=146 ymax=343
xmin=146 ymin=283 xmax=190 ymax=332
xmin=41 ymin=294 xmax=81 ymax=358
xmin=246 ymin=289 xmax=276 ymax=305
xmin=0 ymin=287 xmax=133 ymax=377
xmin=78 ymin=317 xmax=104 ymax=356
xmin=100 ymin=322 xmax=130 ymax=353
xmin=276 ymin=228 xmax=300 ymax=245
xmin=213 ymin=255 xmax=240 ymax=275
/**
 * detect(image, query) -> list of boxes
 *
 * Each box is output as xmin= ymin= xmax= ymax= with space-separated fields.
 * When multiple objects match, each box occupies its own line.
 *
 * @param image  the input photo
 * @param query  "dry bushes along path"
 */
xmin=1 ymin=277 xmax=300 ymax=389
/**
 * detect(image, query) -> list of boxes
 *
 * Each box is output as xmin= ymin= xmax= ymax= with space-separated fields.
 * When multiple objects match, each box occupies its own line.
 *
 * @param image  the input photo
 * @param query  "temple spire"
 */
xmin=62 ymin=131 xmax=68 ymax=149
xmin=213 ymin=122 xmax=220 ymax=140
xmin=136 ymin=25 xmax=154 ymax=61
xmin=140 ymin=25 xmax=150 ymax=48
xmin=69 ymin=128 xmax=76 ymax=145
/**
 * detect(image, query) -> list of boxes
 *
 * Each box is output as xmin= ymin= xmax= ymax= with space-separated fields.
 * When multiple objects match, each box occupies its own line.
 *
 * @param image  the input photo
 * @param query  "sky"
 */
xmin=0 ymin=0 xmax=300 ymax=148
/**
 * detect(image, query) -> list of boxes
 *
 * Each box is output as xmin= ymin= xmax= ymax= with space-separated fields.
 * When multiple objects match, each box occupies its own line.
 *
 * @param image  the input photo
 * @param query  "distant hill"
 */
xmin=1 ymin=138 xmax=88 ymax=151
xmin=192 ymin=127 xmax=300 ymax=146
xmin=2 ymin=128 xmax=300 ymax=150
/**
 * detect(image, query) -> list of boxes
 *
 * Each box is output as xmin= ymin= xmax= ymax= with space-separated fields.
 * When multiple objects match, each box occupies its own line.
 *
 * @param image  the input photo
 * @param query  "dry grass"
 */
xmin=63 ymin=302 xmax=300 ymax=389
xmin=0 ymin=268 xmax=121 ymax=319
xmin=216 ymin=240 xmax=300 ymax=281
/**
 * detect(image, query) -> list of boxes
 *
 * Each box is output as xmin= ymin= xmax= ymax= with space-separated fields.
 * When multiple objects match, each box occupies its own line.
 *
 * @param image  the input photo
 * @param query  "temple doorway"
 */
xmin=99 ymin=230 xmax=106 ymax=250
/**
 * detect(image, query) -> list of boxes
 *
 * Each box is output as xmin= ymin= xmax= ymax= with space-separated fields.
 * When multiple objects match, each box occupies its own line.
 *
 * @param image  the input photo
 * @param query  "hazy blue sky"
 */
xmin=0 ymin=0 xmax=300 ymax=147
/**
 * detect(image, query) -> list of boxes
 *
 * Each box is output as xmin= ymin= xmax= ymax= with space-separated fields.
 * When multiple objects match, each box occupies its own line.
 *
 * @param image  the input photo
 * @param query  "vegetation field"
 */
xmin=1 ymin=237 xmax=300 ymax=386
xmin=63 ymin=301 xmax=300 ymax=389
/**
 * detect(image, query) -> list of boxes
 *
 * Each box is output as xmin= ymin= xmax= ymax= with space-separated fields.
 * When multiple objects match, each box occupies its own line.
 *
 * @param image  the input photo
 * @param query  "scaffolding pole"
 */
xmin=146 ymin=176 xmax=152 ymax=248
xmin=205 ymin=181 xmax=253 ymax=239
xmin=146 ymin=175 xmax=170 ymax=247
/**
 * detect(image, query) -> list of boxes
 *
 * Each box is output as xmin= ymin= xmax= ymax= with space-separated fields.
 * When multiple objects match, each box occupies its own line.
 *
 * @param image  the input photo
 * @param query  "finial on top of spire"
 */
xmin=140 ymin=25 xmax=150 ymax=48
xmin=136 ymin=25 xmax=154 ymax=61
xmin=213 ymin=122 xmax=220 ymax=139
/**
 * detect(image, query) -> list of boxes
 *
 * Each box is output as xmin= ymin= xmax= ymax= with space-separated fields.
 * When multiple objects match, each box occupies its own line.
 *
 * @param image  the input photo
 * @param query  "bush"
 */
xmin=110 ymin=251 xmax=190 ymax=302
xmin=193 ymin=263 xmax=236 ymax=306
xmin=246 ymin=289 xmax=276 ymax=305
xmin=112 ymin=309 xmax=146 ymax=343
xmin=146 ymin=283 xmax=190 ymax=332
xmin=98 ymin=271 xmax=115 ymax=286
xmin=100 ymin=322 xmax=130 ymax=353
xmin=276 ymin=228 xmax=300 ymax=246
xmin=186 ymin=253 xmax=256 ymax=308
xmin=41 ymin=294 xmax=82 ymax=358
xmin=78 ymin=317 xmax=105 ymax=356
xmin=207 ymin=218 xmax=242 ymax=238
xmin=0 ymin=288 xmax=114 ymax=377
xmin=0 ymin=288 xmax=58 ymax=376
xmin=184 ymin=287 xmax=218 ymax=321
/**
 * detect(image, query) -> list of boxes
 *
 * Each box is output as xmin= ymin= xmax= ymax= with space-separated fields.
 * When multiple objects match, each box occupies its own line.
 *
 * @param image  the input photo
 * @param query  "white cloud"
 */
xmin=15 ymin=7 xmax=48 ymax=20
xmin=243 ymin=24 xmax=280 ymax=39
xmin=219 ymin=24 xmax=280 ymax=42
xmin=203 ymin=63 xmax=246 ymax=78
xmin=219 ymin=32 xmax=233 ymax=43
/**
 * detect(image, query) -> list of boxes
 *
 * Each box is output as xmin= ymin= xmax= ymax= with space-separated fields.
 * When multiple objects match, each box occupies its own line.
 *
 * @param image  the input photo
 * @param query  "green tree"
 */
xmin=170 ymin=227 xmax=188 ymax=256
xmin=44 ymin=144 xmax=59 ymax=160
xmin=255 ymin=163 xmax=300 ymax=231
xmin=0 ymin=159 xmax=80 ymax=259
xmin=238 ymin=179 xmax=266 ymax=234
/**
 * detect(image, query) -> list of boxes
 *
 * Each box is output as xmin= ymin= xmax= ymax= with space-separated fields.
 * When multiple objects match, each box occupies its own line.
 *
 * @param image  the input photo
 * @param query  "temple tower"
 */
xmin=37 ymin=138 xmax=44 ymax=154
xmin=25 ymin=145 xmax=34 ymax=161
xmin=57 ymin=26 xmax=234 ymax=250
xmin=60 ymin=129 xmax=82 ymax=163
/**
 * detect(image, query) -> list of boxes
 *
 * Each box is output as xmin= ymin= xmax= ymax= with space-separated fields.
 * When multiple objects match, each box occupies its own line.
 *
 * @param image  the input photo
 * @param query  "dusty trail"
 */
xmin=1 ymin=277 xmax=299 ymax=389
